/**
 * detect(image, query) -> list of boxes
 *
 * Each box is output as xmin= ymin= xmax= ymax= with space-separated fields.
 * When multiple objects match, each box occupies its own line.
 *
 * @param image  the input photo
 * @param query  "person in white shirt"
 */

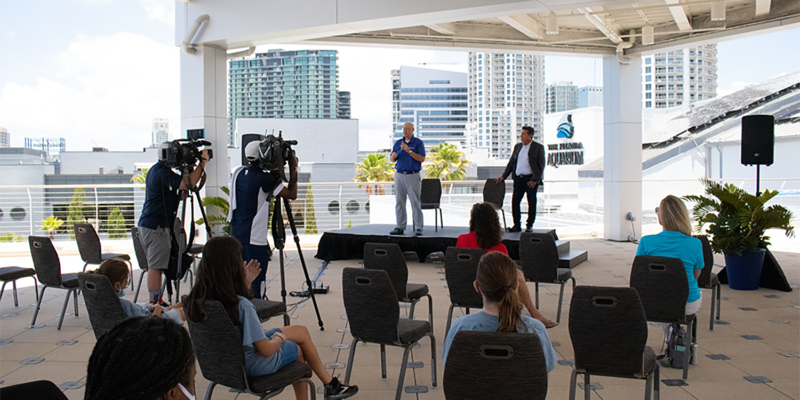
xmin=495 ymin=126 xmax=545 ymax=232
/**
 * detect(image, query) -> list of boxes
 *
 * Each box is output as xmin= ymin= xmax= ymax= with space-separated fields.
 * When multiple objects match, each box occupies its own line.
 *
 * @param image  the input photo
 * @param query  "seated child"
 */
xmin=95 ymin=258 xmax=185 ymax=325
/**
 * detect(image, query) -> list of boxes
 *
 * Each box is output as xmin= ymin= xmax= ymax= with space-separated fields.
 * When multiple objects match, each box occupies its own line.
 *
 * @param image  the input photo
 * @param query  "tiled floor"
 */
xmin=1 ymin=238 xmax=798 ymax=399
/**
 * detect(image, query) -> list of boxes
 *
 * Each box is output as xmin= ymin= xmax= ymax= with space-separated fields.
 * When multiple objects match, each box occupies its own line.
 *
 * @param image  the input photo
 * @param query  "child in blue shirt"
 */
xmin=96 ymin=258 xmax=184 ymax=325
xmin=442 ymin=252 xmax=558 ymax=372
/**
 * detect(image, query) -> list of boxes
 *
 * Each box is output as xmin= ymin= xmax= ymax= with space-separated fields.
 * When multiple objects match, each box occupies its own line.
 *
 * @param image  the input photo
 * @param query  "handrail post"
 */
xmin=94 ymin=187 xmax=99 ymax=231
xmin=27 ymin=188 xmax=33 ymax=236
xmin=338 ymin=185 xmax=343 ymax=229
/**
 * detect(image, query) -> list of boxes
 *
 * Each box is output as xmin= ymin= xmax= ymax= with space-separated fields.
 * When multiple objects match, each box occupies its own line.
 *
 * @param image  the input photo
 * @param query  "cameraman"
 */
xmin=228 ymin=140 xmax=298 ymax=299
xmin=138 ymin=142 xmax=210 ymax=306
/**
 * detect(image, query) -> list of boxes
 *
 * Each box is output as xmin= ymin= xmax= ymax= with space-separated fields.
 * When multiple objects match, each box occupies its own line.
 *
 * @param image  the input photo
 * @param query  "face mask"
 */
xmin=117 ymin=290 xmax=125 ymax=298
xmin=178 ymin=383 xmax=195 ymax=400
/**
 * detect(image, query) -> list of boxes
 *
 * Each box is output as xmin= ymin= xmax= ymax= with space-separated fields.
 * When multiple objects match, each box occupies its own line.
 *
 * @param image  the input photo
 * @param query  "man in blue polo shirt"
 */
xmin=229 ymin=141 xmax=298 ymax=299
xmin=390 ymin=122 xmax=426 ymax=236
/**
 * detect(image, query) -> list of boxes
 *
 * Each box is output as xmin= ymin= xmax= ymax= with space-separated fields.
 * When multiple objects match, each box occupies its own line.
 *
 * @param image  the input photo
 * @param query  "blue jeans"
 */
xmin=241 ymin=242 xmax=271 ymax=299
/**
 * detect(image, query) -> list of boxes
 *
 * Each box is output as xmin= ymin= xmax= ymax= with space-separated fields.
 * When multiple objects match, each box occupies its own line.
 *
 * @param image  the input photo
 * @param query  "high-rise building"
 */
xmin=227 ymin=49 xmax=339 ymax=147
xmin=642 ymin=44 xmax=718 ymax=109
xmin=578 ymin=86 xmax=603 ymax=108
xmin=0 ymin=126 xmax=9 ymax=148
xmin=24 ymin=137 xmax=65 ymax=160
xmin=337 ymin=91 xmax=351 ymax=119
xmin=392 ymin=66 xmax=468 ymax=151
xmin=468 ymin=52 xmax=545 ymax=159
xmin=152 ymin=117 xmax=170 ymax=147
xmin=546 ymin=82 xmax=579 ymax=114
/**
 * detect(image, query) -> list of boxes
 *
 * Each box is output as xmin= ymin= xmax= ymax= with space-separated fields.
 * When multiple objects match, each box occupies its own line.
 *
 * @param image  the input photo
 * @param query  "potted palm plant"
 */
xmin=39 ymin=216 xmax=64 ymax=240
xmin=684 ymin=179 xmax=794 ymax=290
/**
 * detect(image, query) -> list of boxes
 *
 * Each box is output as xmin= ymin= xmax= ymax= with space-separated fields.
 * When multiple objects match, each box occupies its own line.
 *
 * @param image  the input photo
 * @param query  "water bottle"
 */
xmin=690 ymin=343 xmax=698 ymax=365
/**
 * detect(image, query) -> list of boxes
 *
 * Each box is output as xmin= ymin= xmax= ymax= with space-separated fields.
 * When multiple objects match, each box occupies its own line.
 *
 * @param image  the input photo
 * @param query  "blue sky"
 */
xmin=1 ymin=0 xmax=799 ymax=152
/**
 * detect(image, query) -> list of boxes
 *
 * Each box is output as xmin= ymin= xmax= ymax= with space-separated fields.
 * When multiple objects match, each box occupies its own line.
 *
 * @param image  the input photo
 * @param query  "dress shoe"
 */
xmin=389 ymin=228 xmax=404 ymax=235
xmin=415 ymin=230 xmax=423 ymax=236
xmin=508 ymin=226 xmax=521 ymax=233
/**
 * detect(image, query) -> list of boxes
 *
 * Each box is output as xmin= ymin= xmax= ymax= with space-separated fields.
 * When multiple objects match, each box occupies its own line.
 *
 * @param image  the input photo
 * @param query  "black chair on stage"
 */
xmin=482 ymin=179 xmax=508 ymax=229
xmin=74 ymin=224 xmax=133 ymax=286
xmin=694 ymin=235 xmax=721 ymax=330
xmin=518 ymin=232 xmax=575 ymax=323
xmin=28 ymin=236 xmax=80 ymax=330
xmin=444 ymin=330 xmax=547 ymax=400
xmin=443 ymin=247 xmax=484 ymax=338
xmin=568 ymin=286 xmax=660 ymax=400
xmin=186 ymin=299 xmax=315 ymax=400
xmin=78 ymin=272 xmax=127 ymax=339
xmin=363 ymin=243 xmax=433 ymax=326
xmin=342 ymin=268 xmax=436 ymax=400
xmin=0 ymin=266 xmax=38 ymax=307
xmin=630 ymin=255 xmax=696 ymax=380
xmin=420 ymin=178 xmax=444 ymax=231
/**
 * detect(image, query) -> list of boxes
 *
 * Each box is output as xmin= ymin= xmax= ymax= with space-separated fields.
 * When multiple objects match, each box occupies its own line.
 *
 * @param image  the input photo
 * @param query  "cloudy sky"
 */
xmin=2 ymin=0 xmax=799 ymax=152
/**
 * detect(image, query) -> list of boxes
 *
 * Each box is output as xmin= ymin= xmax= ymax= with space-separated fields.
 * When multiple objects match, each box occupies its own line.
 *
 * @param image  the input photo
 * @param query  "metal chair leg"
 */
xmin=682 ymin=318 xmax=693 ymax=380
xmin=12 ymin=281 xmax=19 ymax=306
xmin=344 ymin=337 xmax=359 ymax=385
xmin=30 ymin=286 xmax=47 ymax=326
xmin=557 ymin=280 xmax=567 ymax=323
xmin=645 ymin=370 xmax=653 ymax=400
xmin=32 ymin=277 xmax=39 ymax=303
xmin=569 ymin=368 xmax=578 ymax=400
xmin=716 ymin=284 xmax=721 ymax=320
xmin=203 ymin=382 xmax=217 ymax=400
xmin=57 ymin=289 xmax=73 ymax=330
xmin=0 ymin=282 xmax=7 ymax=304
xmin=434 ymin=209 xmax=438 ymax=232
xmin=534 ymin=282 xmax=539 ymax=309
xmin=395 ymin=346 xmax=412 ymax=400
xmin=426 ymin=294 xmax=434 ymax=329
xmin=73 ymin=289 xmax=79 ymax=316
xmin=429 ymin=334 xmax=438 ymax=387
xmin=82 ymin=262 xmax=89 ymax=273
xmin=408 ymin=299 xmax=418 ymax=320
xmin=584 ymin=373 xmax=591 ymax=400
xmin=709 ymin=286 xmax=716 ymax=330
xmin=654 ymin=363 xmax=660 ymax=400
xmin=134 ymin=271 xmax=145 ymax=303
xmin=381 ymin=344 xmax=387 ymax=380
xmin=439 ymin=208 xmax=444 ymax=229
xmin=445 ymin=304 xmax=455 ymax=338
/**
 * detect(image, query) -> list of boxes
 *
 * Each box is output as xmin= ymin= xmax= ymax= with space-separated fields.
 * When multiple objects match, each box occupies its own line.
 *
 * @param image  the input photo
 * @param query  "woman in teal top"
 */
xmin=636 ymin=195 xmax=704 ymax=316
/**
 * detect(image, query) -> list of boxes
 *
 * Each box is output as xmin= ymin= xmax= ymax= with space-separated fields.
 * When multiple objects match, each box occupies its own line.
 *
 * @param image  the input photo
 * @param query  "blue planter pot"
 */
xmin=724 ymin=249 xmax=767 ymax=290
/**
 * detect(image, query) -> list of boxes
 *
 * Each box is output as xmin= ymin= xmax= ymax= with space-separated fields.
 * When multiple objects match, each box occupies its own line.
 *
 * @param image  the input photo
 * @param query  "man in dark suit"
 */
xmin=496 ymin=126 xmax=545 ymax=232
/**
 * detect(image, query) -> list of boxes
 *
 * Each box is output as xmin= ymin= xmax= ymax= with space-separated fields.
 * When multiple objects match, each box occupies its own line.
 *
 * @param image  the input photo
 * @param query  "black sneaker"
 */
xmin=324 ymin=377 xmax=358 ymax=399
xmin=525 ymin=226 xmax=533 ymax=233
xmin=389 ymin=228 xmax=404 ymax=235
xmin=508 ymin=226 xmax=521 ymax=233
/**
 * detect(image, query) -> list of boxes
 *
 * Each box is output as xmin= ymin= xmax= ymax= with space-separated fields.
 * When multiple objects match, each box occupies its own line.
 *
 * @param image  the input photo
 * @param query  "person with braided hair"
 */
xmin=184 ymin=236 xmax=358 ymax=400
xmin=85 ymin=316 xmax=196 ymax=400
xmin=441 ymin=252 xmax=557 ymax=372
xmin=456 ymin=202 xmax=558 ymax=329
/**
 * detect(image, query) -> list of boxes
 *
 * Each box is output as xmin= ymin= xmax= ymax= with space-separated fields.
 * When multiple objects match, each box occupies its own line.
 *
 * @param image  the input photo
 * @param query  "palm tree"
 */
xmin=130 ymin=168 xmax=149 ymax=191
xmin=196 ymin=186 xmax=231 ymax=236
xmin=425 ymin=143 xmax=470 ymax=182
xmin=353 ymin=153 xmax=394 ymax=195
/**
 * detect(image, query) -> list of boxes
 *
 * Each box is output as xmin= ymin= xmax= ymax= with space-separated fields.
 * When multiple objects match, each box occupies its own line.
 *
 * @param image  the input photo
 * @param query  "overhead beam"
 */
xmin=498 ymin=14 xmax=543 ymax=40
xmin=756 ymin=0 xmax=772 ymax=15
xmin=425 ymin=23 xmax=456 ymax=35
xmin=578 ymin=7 xmax=623 ymax=44
xmin=665 ymin=0 xmax=693 ymax=31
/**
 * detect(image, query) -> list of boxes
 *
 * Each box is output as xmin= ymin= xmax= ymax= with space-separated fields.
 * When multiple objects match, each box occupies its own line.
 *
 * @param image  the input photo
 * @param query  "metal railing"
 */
xmin=1 ymin=178 xmax=798 ymax=241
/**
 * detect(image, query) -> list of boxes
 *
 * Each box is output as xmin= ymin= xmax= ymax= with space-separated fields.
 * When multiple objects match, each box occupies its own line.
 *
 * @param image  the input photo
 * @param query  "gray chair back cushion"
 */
xmin=363 ymin=243 xmax=409 ymax=300
xmin=482 ymin=179 xmax=506 ymax=208
xmin=131 ymin=227 xmax=149 ymax=272
xmin=420 ymin=178 xmax=442 ymax=209
xmin=443 ymin=330 xmax=547 ymax=400
xmin=630 ymin=255 xmax=689 ymax=323
xmin=74 ymin=223 xmax=103 ymax=264
xmin=444 ymin=247 xmax=484 ymax=308
xmin=185 ymin=299 xmax=250 ymax=391
xmin=78 ymin=273 xmax=127 ymax=339
xmin=28 ymin=236 xmax=64 ymax=288
xmin=342 ymin=268 xmax=401 ymax=344
xmin=693 ymin=235 xmax=714 ymax=287
xmin=569 ymin=286 xmax=648 ymax=376
xmin=519 ymin=232 xmax=559 ymax=282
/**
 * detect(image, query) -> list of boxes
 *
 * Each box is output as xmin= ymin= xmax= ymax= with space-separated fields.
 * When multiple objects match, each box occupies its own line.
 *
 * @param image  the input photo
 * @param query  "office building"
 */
xmin=578 ymin=86 xmax=603 ymax=108
xmin=227 ymin=49 xmax=340 ymax=147
xmin=337 ymin=91 xmax=351 ymax=119
xmin=24 ymin=137 xmax=66 ymax=160
xmin=392 ymin=66 xmax=468 ymax=151
xmin=642 ymin=44 xmax=718 ymax=109
xmin=546 ymin=81 xmax=579 ymax=113
xmin=0 ymin=127 xmax=9 ymax=148
xmin=468 ymin=52 xmax=545 ymax=159
xmin=152 ymin=117 xmax=170 ymax=147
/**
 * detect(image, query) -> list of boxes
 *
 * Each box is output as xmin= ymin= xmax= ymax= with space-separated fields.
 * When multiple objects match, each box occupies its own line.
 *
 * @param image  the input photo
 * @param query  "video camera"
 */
xmin=161 ymin=138 xmax=213 ymax=170
xmin=249 ymin=132 xmax=297 ymax=182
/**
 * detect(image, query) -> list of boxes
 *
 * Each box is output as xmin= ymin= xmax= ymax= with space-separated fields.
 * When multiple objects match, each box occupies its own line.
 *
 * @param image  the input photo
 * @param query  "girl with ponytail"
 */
xmin=441 ymin=252 xmax=557 ymax=371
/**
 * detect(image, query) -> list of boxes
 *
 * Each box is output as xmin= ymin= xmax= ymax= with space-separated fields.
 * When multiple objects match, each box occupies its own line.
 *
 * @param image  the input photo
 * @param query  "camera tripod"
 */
xmin=271 ymin=195 xmax=325 ymax=331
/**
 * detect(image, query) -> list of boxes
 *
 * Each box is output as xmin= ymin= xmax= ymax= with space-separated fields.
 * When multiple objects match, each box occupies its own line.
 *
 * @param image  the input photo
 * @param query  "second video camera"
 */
xmin=161 ymin=138 xmax=213 ymax=170
xmin=248 ymin=132 xmax=297 ymax=181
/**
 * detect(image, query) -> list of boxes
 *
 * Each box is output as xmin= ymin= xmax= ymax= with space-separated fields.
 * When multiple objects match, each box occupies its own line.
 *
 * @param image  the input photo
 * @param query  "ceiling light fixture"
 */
xmin=546 ymin=13 xmax=559 ymax=35
xmin=711 ymin=2 xmax=726 ymax=21
xmin=642 ymin=25 xmax=655 ymax=45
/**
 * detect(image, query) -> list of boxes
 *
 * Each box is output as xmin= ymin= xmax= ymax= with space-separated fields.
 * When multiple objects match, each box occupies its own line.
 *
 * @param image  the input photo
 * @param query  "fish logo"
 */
xmin=557 ymin=114 xmax=574 ymax=139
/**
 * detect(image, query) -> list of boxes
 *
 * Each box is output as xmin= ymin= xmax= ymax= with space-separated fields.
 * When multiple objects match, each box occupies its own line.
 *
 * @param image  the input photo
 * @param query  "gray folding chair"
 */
xmin=130 ymin=226 xmax=150 ymax=303
xmin=185 ymin=299 xmax=315 ymax=400
xmin=630 ymin=255 xmax=696 ymax=380
xmin=420 ymin=178 xmax=444 ymax=231
xmin=443 ymin=247 xmax=484 ymax=338
xmin=444 ymin=330 xmax=548 ymax=400
xmin=518 ymin=232 xmax=576 ymax=323
xmin=694 ymin=235 xmax=721 ymax=330
xmin=28 ymin=236 xmax=80 ymax=330
xmin=74 ymin=223 xmax=133 ymax=289
xmin=569 ymin=286 xmax=660 ymax=400
xmin=78 ymin=272 xmax=128 ymax=339
xmin=363 ymin=243 xmax=433 ymax=327
xmin=0 ymin=266 xmax=38 ymax=307
xmin=342 ymin=268 xmax=437 ymax=400
xmin=482 ymin=179 xmax=508 ymax=229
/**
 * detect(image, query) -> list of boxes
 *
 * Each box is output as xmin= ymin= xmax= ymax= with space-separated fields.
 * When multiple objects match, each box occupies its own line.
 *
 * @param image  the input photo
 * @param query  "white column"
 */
xmin=603 ymin=56 xmax=642 ymax=241
xmin=180 ymin=45 xmax=228 ymax=236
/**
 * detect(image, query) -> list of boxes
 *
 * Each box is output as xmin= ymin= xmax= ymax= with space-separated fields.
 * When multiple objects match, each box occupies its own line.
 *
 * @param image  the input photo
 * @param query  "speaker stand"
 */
xmin=756 ymin=164 xmax=761 ymax=196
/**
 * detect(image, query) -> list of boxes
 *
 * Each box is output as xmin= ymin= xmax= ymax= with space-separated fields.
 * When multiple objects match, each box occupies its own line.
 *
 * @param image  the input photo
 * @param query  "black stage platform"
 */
xmin=315 ymin=224 xmax=558 ymax=262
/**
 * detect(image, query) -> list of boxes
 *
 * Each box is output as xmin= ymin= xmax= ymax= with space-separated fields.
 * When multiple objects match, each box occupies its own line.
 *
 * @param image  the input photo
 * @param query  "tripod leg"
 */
xmin=283 ymin=198 xmax=325 ymax=331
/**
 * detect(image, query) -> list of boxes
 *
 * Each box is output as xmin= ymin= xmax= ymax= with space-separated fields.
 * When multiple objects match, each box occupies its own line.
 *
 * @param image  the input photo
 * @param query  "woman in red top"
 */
xmin=457 ymin=202 xmax=558 ymax=328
